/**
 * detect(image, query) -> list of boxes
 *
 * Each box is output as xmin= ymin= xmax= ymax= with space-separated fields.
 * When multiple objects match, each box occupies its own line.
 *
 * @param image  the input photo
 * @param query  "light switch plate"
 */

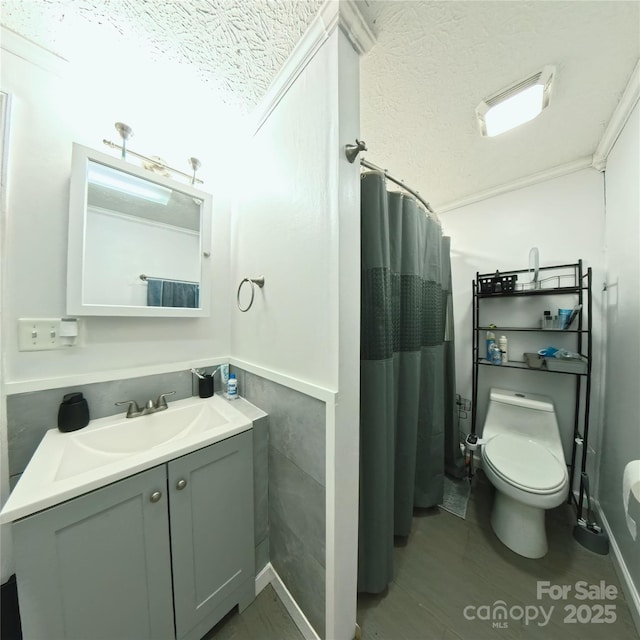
xmin=18 ymin=318 xmax=74 ymax=351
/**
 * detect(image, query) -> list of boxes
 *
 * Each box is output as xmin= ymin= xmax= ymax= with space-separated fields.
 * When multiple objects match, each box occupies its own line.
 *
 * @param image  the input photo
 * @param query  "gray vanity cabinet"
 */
xmin=13 ymin=431 xmax=255 ymax=640
xmin=169 ymin=431 xmax=255 ymax=640
xmin=13 ymin=465 xmax=175 ymax=640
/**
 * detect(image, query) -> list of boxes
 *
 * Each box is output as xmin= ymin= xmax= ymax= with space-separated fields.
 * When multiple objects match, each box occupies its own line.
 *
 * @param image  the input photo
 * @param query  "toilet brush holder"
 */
xmin=573 ymin=472 xmax=609 ymax=555
xmin=465 ymin=434 xmax=479 ymax=451
xmin=573 ymin=521 xmax=609 ymax=555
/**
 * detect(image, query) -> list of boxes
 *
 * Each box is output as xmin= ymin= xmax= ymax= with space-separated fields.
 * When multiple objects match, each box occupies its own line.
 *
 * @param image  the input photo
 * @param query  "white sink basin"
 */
xmin=54 ymin=399 xmax=235 ymax=481
xmin=1 ymin=395 xmax=253 ymax=523
xmin=74 ymin=402 xmax=228 ymax=455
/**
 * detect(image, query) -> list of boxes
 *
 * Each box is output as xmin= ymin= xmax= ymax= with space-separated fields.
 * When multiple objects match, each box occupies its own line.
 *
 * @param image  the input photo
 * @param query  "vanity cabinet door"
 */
xmin=13 ymin=466 xmax=174 ymax=640
xmin=169 ymin=430 xmax=255 ymax=640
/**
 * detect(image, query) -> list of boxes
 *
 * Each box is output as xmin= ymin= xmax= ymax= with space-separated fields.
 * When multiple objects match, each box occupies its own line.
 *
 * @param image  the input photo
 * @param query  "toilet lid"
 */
xmin=484 ymin=434 xmax=566 ymax=492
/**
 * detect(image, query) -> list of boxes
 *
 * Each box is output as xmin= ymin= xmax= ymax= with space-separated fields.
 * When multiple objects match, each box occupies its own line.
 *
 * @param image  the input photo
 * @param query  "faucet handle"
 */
xmin=115 ymin=400 xmax=142 ymax=418
xmin=155 ymin=391 xmax=176 ymax=411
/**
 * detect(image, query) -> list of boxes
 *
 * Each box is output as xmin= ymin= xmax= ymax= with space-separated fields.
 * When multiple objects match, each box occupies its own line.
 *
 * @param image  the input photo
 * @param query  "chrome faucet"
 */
xmin=115 ymin=391 xmax=176 ymax=419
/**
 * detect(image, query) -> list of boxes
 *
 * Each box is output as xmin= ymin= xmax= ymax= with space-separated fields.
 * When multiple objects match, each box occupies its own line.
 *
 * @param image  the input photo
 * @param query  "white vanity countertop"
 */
xmin=1 ymin=394 xmax=253 ymax=524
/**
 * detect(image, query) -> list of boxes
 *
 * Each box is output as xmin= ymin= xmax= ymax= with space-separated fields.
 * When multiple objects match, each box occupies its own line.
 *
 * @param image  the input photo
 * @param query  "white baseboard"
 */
xmin=255 ymin=563 xmax=273 ymax=596
xmin=254 ymin=562 xmax=320 ymax=640
xmin=594 ymin=501 xmax=640 ymax=636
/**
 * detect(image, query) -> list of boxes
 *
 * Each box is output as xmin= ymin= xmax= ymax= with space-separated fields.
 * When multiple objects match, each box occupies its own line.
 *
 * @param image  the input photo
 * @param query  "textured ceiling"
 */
xmin=2 ymin=1 xmax=639 ymax=209
xmin=359 ymin=1 xmax=640 ymax=209
xmin=0 ymin=0 xmax=323 ymax=114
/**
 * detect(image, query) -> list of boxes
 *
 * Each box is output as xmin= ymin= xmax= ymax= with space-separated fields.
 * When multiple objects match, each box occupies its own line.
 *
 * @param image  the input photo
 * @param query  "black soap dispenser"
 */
xmin=58 ymin=392 xmax=90 ymax=432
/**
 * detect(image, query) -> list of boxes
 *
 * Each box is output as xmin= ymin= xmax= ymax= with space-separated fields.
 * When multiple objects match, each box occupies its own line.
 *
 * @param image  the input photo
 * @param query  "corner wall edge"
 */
xmin=339 ymin=0 xmax=377 ymax=55
xmin=592 ymin=59 xmax=640 ymax=172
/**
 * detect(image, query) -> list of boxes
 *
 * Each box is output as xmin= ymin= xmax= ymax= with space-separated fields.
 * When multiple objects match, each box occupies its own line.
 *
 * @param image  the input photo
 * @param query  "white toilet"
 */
xmin=480 ymin=388 xmax=569 ymax=559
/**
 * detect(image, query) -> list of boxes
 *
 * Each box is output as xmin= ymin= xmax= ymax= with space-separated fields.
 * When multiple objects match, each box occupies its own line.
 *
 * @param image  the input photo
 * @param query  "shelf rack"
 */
xmin=471 ymin=260 xmax=593 ymax=523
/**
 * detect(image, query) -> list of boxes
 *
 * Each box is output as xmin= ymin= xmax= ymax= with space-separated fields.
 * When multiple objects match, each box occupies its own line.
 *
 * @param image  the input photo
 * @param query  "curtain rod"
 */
xmin=359 ymin=158 xmax=439 ymax=223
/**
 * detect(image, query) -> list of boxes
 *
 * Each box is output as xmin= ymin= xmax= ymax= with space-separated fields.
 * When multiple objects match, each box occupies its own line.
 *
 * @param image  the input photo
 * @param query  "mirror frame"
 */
xmin=67 ymin=143 xmax=212 ymax=317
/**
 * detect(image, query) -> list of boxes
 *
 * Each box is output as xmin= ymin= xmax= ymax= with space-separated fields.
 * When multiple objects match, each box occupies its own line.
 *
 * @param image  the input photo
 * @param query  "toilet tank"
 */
xmin=489 ymin=388 xmax=554 ymax=412
xmin=483 ymin=388 xmax=560 ymax=445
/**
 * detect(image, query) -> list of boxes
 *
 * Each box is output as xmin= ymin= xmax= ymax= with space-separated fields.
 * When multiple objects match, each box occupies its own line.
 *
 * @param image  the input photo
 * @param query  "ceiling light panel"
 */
xmin=477 ymin=66 xmax=555 ymax=137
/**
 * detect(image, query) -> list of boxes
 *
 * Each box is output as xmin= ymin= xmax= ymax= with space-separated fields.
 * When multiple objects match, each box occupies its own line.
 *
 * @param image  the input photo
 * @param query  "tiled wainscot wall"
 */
xmin=6 ymin=365 xmax=326 ymax=637
xmin=232 ymin=368 xmax=326 ymax=638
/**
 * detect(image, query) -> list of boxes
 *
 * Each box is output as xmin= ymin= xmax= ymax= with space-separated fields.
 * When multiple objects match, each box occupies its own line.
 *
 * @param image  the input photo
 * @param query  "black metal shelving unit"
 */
xmin=471 ymin=260 xmax=593 ymax=523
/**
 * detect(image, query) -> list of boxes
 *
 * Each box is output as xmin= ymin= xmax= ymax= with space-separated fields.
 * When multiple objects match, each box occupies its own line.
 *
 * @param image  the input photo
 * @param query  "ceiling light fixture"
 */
xmin=476 ymin=66 xmax=555 ymax=137
xmin=88 ymin=161 xmax=172 ymax=205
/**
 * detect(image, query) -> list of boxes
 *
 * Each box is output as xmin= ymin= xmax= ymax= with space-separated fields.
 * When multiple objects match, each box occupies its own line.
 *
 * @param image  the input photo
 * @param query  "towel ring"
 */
xmin=237 ymin=276 xmax=265 ymax=312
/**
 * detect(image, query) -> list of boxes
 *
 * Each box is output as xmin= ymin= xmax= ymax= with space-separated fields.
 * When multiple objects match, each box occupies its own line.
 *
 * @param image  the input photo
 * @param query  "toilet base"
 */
xmin=490 ymin=491 xmax=548 ymax=558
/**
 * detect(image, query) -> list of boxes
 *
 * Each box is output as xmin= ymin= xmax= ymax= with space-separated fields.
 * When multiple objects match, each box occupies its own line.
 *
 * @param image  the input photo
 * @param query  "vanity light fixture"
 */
xmin=114 ymin=122 xmax=133 ymax=158
xmin=476 ymin=66 xmax=555 ymax=137
xmin=104 ymin=121 xmax=205 ymax=185
xmin=88 ymin=161 xmax=172 ymax=205
xmin=188 ymin=157 xmax=201 ymax=185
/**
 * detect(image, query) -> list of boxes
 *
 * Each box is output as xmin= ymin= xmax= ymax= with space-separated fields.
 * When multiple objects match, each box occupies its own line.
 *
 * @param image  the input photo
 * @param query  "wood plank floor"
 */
xmin=203 ymin=584 xmax=304 ymax=640
xmin=357 ymin=471 xmax=639 ymax=640
xmin=208 ymin=471 xmax=638 ymax=639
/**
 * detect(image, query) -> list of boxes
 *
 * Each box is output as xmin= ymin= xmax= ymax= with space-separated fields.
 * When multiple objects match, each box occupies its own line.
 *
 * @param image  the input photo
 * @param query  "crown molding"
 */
xmin=251 ymin=1 xmax=339 ymax=134
xmin=437 ymin=157 xmax=594 ymax=214
xmin=339 ymin=0 xmax=376 ymax=55
xmin=438 ymin=56 xmax=639 ymax=214
xmin=592 ymin=59 xmax=640 ymax=171
xmin=0 ymin=26 xmax=69 ymax=76
xmin=251 ymin=0 xmax=375 ymax=135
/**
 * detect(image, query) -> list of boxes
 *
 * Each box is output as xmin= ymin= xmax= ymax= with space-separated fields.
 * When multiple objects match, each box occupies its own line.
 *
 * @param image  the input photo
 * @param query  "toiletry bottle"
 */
xmin=227 ymin=373 xmax=238 ymax=400
xmin=58 ymin=392 xmax=90 ymax=432
xmin=558 ymin=308 xmax=572 ymax=330
xmin=489 ymin=342 xmax=502 ymax=365
xmin=498 ymin=336 xmax=508 ymax=364
xmin=486 ymin=329 xmax=496 ymax=360
xmin=542 ymin=310 xmax=552 ymax=329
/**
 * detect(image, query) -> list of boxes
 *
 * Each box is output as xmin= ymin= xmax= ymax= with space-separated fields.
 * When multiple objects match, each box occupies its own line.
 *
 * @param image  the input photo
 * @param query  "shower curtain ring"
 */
xmin=237 ymin=276 xmax=265 ymax=312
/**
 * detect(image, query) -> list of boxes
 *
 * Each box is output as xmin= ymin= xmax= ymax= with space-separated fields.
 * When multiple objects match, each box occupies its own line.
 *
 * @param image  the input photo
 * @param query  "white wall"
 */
xmin=231 ymin=38 xmax=339 ymax=391
xmin=439 ymin=169 xmax=606 ymax=481
xmin=0 ymin=31 xmax=236 ymax=389
xmin=230 ymin=11 xmax=361 ymax=637
xmin=329 ymin=28 xmax=360 ymax=640
xmin=600 ymin=101 xmax=640 ymax=605
xmin=0 ymin=29 xmax=237 ymax=582
xmin=1 ymin=13 xmax=363 ymax=636
xmin=0 ymin=90 xmax=11 ymax=584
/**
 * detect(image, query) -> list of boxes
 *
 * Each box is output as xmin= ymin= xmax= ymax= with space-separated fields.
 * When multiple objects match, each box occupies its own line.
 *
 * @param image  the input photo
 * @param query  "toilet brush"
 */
xmin=573 ymin=473 xmax=609 ymax=555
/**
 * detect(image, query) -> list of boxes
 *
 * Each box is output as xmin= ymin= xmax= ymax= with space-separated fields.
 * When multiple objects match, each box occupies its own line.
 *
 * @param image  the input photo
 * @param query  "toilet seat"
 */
xmin=483 ymin=434 xmax=566 ymax=494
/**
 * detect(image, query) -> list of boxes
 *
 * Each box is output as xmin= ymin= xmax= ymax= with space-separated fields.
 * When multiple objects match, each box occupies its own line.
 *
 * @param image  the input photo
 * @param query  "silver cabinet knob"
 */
xmin=150 ymin=491 xmax=162 ymax=503
xmin=176 ymin=479 xmax=187 ymax=490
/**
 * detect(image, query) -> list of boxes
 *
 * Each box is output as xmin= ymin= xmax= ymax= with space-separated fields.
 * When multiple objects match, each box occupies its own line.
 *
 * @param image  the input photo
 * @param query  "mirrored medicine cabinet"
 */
xmin=67 ymin=143 xmax=212 ymax=317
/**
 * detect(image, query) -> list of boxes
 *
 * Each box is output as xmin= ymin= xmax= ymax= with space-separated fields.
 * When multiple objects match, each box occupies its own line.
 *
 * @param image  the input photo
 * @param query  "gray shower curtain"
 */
xmin=358 ymin=171 xmax=461 ymax=594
